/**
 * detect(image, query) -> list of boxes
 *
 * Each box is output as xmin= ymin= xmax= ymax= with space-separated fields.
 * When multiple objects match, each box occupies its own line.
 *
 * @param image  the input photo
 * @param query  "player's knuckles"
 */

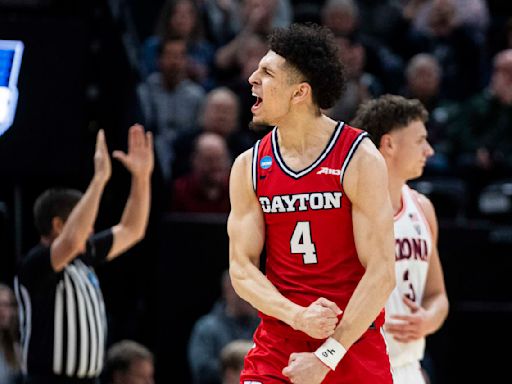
xmin=282 ymin=365 xmax=293 ymax=377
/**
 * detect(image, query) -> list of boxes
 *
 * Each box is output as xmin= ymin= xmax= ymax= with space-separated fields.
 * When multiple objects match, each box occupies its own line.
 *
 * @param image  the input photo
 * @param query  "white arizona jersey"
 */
xmin=385 ymin=185 xmax=432 ymax=368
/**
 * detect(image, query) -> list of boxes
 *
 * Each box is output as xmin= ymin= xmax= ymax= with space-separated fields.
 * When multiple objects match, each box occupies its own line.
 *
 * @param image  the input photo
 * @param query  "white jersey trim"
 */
xmin=339 ymin=131 xmax=368 ymax=186
xmin=14 ymin=277 xmax=31 ymax=375
xmin=252 ymin=140 xmax=261 ymax=192
xmin=271 ymin=122 xmax=344 ymax=179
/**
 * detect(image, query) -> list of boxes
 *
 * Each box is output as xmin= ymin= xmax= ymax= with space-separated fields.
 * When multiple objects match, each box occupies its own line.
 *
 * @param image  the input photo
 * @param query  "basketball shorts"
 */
xmin=240 ymin=325 xmax=393 ymax=383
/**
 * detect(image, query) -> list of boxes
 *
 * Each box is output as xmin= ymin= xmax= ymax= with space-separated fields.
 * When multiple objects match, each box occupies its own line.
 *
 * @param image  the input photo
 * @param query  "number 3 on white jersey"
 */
xmin=290 ymin=221 xmax=318 ymax=264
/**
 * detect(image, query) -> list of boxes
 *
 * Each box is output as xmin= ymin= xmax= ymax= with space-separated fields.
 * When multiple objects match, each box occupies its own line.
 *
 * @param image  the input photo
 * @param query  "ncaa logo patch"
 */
xmin=260 ymin=156 xmax=272 ymax=169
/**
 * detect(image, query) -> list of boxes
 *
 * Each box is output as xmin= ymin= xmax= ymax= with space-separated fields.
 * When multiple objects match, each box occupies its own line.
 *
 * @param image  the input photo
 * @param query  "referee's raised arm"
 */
xmin=106 ymin=124 xmax=154 ymax=261
xmin=50 ymin=129 xmax=111 ymax=272
xmin=14 ymin=125 xmax=154 ymax=384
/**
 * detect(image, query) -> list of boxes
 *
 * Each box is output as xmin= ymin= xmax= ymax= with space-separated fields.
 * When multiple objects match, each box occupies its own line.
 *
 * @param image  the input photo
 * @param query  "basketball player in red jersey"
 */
xmin=227 ymin=23 xmax=396 ymax=384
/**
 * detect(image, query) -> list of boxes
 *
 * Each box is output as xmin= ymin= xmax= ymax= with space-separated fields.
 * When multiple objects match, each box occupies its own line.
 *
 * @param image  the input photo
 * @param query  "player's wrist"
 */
xmin=91 ymin=174 xmax=109 ymax=188
xmin=290 ymin=306 xmax=305 ymax=331
xmin=314 ymin=337 xmax=347 ymax=371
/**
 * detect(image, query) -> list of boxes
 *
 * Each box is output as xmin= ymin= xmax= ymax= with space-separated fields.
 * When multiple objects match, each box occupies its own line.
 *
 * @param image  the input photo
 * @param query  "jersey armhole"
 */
xmin=251 ymin=140 xmax=261 ymax=193
xmin=410 ymin=190 xmax=434 ymax=240
xmin=339 ymin=131 xmax=369 ymax=189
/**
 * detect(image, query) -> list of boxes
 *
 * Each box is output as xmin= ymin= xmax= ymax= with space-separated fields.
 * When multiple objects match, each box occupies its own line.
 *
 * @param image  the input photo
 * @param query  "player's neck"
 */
xmin=276 ymin=113 xmax=336 ymax=154
xmin=388 ymin=172 xmax=407 ymax=215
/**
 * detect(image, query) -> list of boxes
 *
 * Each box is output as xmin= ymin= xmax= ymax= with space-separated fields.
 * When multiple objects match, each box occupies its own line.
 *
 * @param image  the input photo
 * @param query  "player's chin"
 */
xmin=413 ymin=165 xmax=425 ymax=178
xmin=252 ymin=116 xmax=270 ymax=126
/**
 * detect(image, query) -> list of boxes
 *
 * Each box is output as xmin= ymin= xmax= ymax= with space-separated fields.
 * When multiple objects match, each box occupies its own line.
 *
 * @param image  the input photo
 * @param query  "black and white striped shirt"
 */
xmin=14 ymin=230 xmax=113 ymax=379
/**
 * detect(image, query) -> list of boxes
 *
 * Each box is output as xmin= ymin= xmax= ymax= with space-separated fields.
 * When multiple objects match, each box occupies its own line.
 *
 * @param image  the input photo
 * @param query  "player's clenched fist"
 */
xmin=292 ymin=298 xmax=342 ymax=339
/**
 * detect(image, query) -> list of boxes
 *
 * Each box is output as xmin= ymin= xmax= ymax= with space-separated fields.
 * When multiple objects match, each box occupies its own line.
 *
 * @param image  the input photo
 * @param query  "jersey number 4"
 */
xmin=290 ymin=221 xmax=318 ymax=264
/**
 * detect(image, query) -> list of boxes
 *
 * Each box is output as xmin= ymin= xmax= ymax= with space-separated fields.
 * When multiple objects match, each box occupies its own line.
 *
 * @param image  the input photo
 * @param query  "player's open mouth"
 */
xmin=251 ymin=93 xmax=263 ymax=113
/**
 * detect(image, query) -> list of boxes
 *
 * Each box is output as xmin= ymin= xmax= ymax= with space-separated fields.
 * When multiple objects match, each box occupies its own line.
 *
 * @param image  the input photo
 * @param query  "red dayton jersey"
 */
xmin=253 ymin=122 xmax=384 ymax=340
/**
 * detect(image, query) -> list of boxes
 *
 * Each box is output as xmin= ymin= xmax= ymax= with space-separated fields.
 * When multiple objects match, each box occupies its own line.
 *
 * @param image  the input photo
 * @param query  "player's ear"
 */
xmin=380 ymin=134 xmax=394 ymax=155
xmin=291 ymin=82 xmax=311 ymax=104
xmin=52 ymin=217 xmax=65 ymax=235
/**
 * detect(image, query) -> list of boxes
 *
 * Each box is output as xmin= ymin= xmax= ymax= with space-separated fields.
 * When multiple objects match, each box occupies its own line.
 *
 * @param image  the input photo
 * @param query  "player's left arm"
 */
xmin=283 ymin=140 xmax=396 ymax=383
xmin=331 ymin=139 xmax=396 ymax=348
xmin=386 ymin=193 xmax=449 ymax=342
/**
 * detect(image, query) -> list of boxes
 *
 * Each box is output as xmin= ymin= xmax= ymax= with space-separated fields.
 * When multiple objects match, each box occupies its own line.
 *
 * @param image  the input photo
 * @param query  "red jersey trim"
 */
xmin=271 ymin=122 xmax=345 ymax=179
xmin=393 ymin=191 xmax=407 ymax=221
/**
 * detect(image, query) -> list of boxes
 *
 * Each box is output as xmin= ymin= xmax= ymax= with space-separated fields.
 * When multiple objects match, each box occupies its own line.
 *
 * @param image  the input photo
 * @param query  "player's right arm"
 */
xmin=228 ymin=149 xmax=340 ymax=339
xmin=50 ymin=130 xmax=111 ymax=272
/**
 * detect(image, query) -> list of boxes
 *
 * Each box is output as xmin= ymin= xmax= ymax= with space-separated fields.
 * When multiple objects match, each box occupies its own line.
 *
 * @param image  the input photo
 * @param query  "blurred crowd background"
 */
xmin=0 ymin=0 xmax=511 ymax=383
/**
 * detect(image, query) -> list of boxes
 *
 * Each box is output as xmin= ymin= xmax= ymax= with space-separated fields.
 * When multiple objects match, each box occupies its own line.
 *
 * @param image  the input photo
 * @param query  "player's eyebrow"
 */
xmin=261 ymin=65 xmax=276 ymax=74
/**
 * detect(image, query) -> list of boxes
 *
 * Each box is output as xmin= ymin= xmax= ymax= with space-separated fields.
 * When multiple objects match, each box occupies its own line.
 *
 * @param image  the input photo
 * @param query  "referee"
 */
xmin=14 ymin=125 xmax=153 ymax=384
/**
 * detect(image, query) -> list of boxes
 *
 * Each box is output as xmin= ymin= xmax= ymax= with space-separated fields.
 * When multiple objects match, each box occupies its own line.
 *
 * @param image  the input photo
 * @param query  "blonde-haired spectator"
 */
xmin=220 ymin=339 xmax=253 ymax=384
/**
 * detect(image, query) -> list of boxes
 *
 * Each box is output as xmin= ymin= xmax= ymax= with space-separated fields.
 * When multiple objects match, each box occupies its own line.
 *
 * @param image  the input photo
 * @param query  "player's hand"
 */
xmin=113 ymin=124 xmax=154 ymax=179
xmin=292 ymin=298 xmax=342 ymax=339
xmin=282 ymin=352 xmax=330 ymax=384
xmin=384 ymin=296 xmax=430 ymax=342
xmin=93 ymin=129 xmax=111 ymax=186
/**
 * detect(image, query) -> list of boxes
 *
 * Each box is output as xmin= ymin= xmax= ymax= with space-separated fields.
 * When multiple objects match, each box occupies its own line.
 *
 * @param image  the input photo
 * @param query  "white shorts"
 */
xmin=392 ymin=361 xmax=426 ymax=384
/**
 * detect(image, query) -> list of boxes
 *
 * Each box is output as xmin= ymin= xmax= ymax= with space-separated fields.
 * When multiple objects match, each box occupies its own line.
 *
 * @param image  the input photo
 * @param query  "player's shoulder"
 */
xmin=343 ymin=135 xmax=388 ymax=198
xmin=349 ymin=136 xmax=386 ymax=173
xmin=234 ymin=147 xmax=254 ymax=165
xmin=409 ymin=187 xmax=437 ymax=224
xmin=230 ymin=148 xmax=254 ymax=184
xmin=409 ymin=188 xmax=433 ymax=210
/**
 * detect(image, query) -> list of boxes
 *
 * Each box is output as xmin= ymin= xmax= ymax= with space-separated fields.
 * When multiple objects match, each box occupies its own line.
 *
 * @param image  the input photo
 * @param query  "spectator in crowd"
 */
xmin=137 ymin=35 xmax=205 ymax=181
xmin=224 ymin=33 xmax=268 ymax=132
xmin=445 ymin=49 xmax=512 ymax=193
xmin=102 ymin=340 xmax=154 ymax=384
xmin=401 ymin=53 xmax=455 ymax=171
xmin=197 ymin=0 xmax=293 ymax=49
xmin=403 ymin=53 xmax=442 ymax=111
xmin=200 ymin=0 xmax=243 ymax=48
xmin=353 ymin=0 xmax=405 ymax=46
xmin=321 ymin=0 xmax=404 ymax=93
xmin=0 ymin=284 xmax=20 ymax=384
xmin=172 ymin=87 xmax=253 ymax=179
xmin=170 ymin=132 xmax=232 ymax=213
xmin=326 ymin=33 xmax=382 ymax=122
xmin=188 ymin=271 xmax=259 ymax=384
xmin=15 ymin=125 xmax=153 ymax=384
xmin=215 ymin=0 xmax=291 ymax=75
xmin=487 ymin=16 xmax=512 ymax=78
xmin=405 ymin=0 xmax=489 ymax=38
xmin=219 ymin=339 xmax=253 ymax=384
xmin=197 ymin=88 xmax=252 ymax=158
xmin=321 ymin=0 xmax=359 ymax=36
xmin=140 ymin=0 xmax=215 ymax=88
xmin=402 ymin=0 xmax=485 ymax=100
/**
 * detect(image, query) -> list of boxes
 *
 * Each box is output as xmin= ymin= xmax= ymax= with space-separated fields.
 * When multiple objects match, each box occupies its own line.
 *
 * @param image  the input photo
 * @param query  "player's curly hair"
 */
xmin=269 ymin=23 xmax=345 ymax=110
xmin=351 ymin=94 xmax=428 ymax=148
